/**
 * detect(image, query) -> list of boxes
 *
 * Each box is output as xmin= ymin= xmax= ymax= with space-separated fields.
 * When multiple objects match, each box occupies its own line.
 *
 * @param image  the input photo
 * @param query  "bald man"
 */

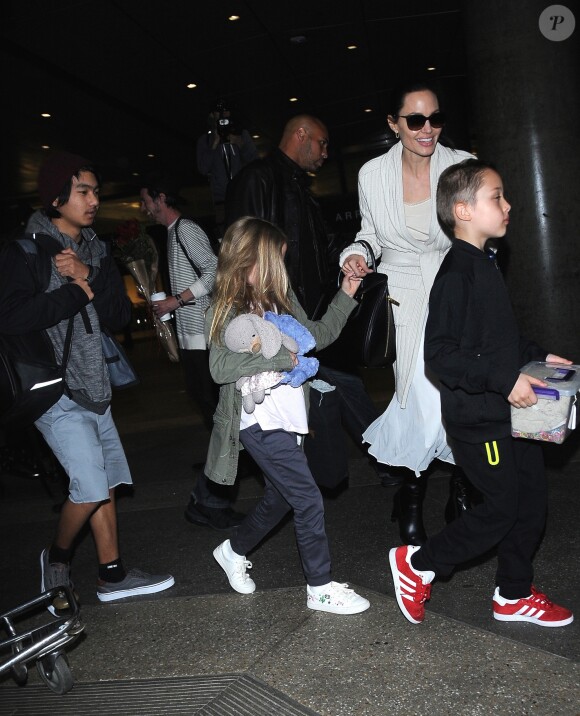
xmin=225 ymin=114 xmax=330 ymax=317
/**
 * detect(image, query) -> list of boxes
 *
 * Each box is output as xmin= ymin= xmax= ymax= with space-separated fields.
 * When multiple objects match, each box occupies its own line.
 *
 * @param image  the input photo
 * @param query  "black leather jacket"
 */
xmin=225 ymin=148 xmax=331 ymax=319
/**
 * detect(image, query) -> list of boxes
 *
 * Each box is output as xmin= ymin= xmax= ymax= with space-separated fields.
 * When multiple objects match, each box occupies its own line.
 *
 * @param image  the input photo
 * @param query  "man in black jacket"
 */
xmin=224 ymin=115 xmax=381 ymax=488
xmin=0 ymin=152 xmax=174 ymax=614
xmin=389 ymin=158 xmax=573 ymax=628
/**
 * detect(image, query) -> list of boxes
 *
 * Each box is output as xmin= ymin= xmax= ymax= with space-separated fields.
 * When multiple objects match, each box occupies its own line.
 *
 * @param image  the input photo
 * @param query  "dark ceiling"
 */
xmin=1 ymin=0 xmax=468 ymax=215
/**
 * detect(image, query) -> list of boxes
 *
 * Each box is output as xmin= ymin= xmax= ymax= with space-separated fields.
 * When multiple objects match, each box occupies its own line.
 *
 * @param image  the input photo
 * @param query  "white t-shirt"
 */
xmin=240 ymin=382 xmax=309 ymax=435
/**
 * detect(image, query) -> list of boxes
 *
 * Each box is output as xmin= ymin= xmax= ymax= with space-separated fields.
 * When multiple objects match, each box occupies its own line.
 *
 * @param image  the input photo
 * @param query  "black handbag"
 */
xmin=101 ymin=328 xmax=139 ymax=389
xmin=333 ymin=240 xmax=398 ymax=369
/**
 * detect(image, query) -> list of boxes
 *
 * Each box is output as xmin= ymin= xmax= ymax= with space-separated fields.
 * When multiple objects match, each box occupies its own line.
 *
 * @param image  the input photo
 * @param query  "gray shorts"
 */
xmin=35 ymin=394 xmax=132 ymax=504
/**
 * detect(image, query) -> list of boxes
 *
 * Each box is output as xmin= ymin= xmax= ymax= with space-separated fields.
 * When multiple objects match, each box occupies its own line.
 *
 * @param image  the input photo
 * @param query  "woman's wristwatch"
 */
xmin=174 ymin=293 xmax=187 ymax=308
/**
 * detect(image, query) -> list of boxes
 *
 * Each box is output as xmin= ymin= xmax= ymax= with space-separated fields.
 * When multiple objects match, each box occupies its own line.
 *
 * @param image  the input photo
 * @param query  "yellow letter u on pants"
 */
xmin=485 ymin=441 xmax=500 ymax=466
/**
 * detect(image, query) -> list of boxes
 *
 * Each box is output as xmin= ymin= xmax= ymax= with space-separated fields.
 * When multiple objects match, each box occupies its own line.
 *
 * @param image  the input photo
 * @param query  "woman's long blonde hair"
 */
xmin=209 ymin=216 xmax=294 ymax=345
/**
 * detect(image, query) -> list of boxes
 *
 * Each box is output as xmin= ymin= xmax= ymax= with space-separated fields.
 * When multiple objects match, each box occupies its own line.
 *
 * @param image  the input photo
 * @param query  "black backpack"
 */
xmin=0 ymin=235 xmax=73 ymax=429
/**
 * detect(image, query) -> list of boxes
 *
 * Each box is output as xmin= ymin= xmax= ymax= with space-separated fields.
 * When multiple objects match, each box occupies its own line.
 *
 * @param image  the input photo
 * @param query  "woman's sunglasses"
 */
xmin=398 ymin=111 xmax=446 ymax=131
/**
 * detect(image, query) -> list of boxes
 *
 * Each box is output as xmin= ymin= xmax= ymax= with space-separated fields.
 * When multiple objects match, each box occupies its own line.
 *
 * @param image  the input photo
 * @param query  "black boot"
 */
xmin=391 ymin=470 xmax=427 ymax=546
xmin=377 ymin=463 xmax=406 ymax=488
xmin=444 ymin=466 xmax=472 ymax=524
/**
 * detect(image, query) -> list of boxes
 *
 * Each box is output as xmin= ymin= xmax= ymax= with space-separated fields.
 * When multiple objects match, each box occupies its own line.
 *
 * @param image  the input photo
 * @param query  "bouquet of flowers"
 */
xmin=113 ymin=218 xmax=159 ymax=296
xmin=113 ymin=219 xmax=179 ymax=363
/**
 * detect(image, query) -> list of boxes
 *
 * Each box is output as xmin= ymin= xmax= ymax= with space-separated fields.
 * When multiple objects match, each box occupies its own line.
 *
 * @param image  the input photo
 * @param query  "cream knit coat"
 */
xmin=340 ymin=142 xmax=473 ymax=407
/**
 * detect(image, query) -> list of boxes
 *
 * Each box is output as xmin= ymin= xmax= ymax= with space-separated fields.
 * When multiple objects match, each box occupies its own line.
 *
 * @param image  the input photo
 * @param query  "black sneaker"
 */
xmin=184 ymin=500 xmax=245 ymax=530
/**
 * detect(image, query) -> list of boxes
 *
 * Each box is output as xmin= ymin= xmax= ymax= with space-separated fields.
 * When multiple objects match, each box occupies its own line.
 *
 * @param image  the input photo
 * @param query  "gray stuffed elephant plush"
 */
xmin=224 ymin=314 xmax=299 ymax=413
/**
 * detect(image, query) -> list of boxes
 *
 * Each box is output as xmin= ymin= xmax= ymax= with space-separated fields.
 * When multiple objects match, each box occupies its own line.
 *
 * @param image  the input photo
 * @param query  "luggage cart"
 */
xmin=0 ymin=586 xmax=84 ymax=694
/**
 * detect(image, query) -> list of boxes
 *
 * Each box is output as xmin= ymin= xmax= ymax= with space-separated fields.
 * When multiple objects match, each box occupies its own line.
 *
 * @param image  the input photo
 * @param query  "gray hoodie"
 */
xmin=26 ymin=210 xmax=111 ymax=413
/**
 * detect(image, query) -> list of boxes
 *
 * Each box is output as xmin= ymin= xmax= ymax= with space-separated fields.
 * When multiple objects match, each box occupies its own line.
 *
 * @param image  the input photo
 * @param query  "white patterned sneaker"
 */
xmin=213 ymin=540 xmax=256 ymax=594
xmin=307 ymin=582 xmax=370 ymax=615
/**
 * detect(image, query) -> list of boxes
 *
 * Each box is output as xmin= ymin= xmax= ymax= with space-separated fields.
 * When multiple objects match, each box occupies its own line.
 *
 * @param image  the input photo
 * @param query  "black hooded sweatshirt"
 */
xmin=425 ymin=239 xmax=545 ymax=443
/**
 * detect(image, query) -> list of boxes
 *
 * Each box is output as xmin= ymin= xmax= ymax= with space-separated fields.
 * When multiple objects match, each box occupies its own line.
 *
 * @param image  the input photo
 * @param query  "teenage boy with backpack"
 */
xmin=0 ymin=152 xmax=174 ymax=614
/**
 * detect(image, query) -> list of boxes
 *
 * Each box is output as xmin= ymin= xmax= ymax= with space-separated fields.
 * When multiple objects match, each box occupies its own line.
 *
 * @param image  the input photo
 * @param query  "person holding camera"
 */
xmin=196 ymin=99 xmax=258 ymax=239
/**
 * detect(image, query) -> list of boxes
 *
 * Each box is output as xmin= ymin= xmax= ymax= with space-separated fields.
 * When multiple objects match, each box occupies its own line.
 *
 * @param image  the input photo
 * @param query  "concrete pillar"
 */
xmin=463 ymin=0 xmax=579 ymax=359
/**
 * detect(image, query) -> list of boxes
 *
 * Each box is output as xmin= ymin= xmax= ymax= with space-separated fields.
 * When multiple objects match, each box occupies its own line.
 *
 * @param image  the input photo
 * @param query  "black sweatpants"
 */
xmin=412 ymin=436 xmax=547 ymax=599
xmin=232 ymin=423 xmax=332 ymax=587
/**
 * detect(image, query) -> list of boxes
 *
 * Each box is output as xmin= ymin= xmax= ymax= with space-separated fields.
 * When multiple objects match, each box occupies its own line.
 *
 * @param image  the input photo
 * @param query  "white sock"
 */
xmin=308 ymin=582 xmax=331 ymax=594
xmin=223 ymin=540 xmax=243 ymax=560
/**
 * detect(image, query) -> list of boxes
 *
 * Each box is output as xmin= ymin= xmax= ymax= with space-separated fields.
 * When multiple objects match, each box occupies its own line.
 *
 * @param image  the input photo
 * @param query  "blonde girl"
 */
xmin=206 ymin=216 xmax=370 ymax=615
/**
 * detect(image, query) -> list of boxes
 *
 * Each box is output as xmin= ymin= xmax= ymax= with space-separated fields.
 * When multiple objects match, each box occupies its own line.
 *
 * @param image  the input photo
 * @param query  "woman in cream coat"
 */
xmin=341 ymin=82 xmax=474 ymax=545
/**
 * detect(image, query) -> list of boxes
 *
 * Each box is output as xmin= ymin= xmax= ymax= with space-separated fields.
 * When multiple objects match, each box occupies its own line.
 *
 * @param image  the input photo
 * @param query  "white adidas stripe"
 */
xmin=400 ymin=573 xmax=417 ymax=590
xmin=516 ymin=605 xmax=545 ymax=618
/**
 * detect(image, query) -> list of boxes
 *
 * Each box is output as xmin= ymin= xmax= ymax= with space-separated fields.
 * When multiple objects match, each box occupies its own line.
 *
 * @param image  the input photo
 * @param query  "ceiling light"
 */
xmin=347 ymin=44 xmax=357 ymax=50
xmin=41 ymin=145 xmax=50 ymax=149
xmin=187 ymin=83 xmax=197 ymax=89
xmin=41 ymin=113 xmax=51 ymax=118
xmin=289 ymin=97 xmax=298 ymax=102
xmin=228 ymin=15 xmax=240 ymax=21
xmin=364 ymin=108 xmax=372 ymax=113
xmin=427 ymin=66 xmax=436 ymax=71
xmin=252 ymin=134 xmax=260 ymax=139
xmin=147 ymin=154 xmax=155 ymax=158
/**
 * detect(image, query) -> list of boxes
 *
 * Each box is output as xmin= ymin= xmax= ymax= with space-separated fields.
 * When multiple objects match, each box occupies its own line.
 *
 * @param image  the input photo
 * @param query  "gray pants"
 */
xmin=232 ymin=424 xmax=332 ymax=586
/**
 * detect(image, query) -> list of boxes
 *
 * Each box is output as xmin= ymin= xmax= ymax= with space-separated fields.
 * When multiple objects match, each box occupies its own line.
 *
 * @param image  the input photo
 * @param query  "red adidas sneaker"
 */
xmin=493 ymin=586 xmax=574 ymax=627
xmin=389 ymin=545 xmax=434 ymax=624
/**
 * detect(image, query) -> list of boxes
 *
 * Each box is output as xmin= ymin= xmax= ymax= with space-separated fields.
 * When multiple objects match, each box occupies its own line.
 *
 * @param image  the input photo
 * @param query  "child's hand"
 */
xmin=546 ymin=354 xmax=573 ymax=365
xmin=508 ymin=373 xmax=547 ymax=408
xmin=340 ymin=269 xmax=362 ymax=298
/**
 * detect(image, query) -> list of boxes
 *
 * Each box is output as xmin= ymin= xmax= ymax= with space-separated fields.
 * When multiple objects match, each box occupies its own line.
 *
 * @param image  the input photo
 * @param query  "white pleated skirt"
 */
xmin=362 ymin=334 xmax=455 ymax=476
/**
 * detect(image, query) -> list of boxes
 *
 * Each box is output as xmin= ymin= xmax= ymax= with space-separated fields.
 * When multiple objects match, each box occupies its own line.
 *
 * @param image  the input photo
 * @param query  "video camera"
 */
xmin=214 ymin=100 xmax=239 ymax=141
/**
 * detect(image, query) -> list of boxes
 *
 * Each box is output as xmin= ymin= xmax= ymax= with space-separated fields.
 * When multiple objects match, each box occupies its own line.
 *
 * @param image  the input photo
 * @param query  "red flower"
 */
xmin=115 ymin=218 xmax=142 ymax=246
xmin=112 ymin=218 xmax=158 ymax=276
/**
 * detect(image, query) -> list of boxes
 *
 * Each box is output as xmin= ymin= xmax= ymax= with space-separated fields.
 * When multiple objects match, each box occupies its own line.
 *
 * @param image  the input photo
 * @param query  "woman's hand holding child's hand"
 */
xmin=342 ymin=253 xmax=373 ymax=279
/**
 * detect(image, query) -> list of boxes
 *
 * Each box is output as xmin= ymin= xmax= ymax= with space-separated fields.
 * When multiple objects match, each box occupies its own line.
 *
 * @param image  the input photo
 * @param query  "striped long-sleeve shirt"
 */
xmin=167 ymin=217 xmax=217 ymax=349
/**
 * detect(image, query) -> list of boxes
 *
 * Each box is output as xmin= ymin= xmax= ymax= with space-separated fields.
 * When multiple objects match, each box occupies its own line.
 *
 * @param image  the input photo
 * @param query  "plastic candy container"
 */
xmin=511 ymin=362 xmax=579 ymax=444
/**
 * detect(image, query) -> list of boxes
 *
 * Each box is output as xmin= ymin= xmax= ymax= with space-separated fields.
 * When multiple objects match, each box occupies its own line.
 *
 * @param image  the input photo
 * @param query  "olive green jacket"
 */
xmin=204 ymin=288 xmax=356 ymax=486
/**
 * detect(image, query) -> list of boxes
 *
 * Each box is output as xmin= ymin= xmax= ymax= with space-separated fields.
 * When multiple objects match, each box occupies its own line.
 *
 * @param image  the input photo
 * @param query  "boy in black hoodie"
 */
xmin=389 ymin=159 xmax=573 ymax=627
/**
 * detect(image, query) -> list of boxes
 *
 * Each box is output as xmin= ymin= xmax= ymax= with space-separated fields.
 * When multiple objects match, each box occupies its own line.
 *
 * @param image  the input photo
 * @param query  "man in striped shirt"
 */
xmin=140 ymin=174 xmax=245 ymax=530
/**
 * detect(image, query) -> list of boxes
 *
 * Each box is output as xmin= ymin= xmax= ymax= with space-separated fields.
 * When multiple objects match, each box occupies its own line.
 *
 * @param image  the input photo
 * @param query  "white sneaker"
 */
xmin=213 ymin=540 xmax=256 ymax=594
xmin=307 ymin=582 xmax=370 ymax=615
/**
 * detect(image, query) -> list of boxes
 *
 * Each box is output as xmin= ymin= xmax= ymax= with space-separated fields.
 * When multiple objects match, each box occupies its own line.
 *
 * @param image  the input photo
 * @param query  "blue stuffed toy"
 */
xmin=264 ymin=312 xmax=319 ymax=387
